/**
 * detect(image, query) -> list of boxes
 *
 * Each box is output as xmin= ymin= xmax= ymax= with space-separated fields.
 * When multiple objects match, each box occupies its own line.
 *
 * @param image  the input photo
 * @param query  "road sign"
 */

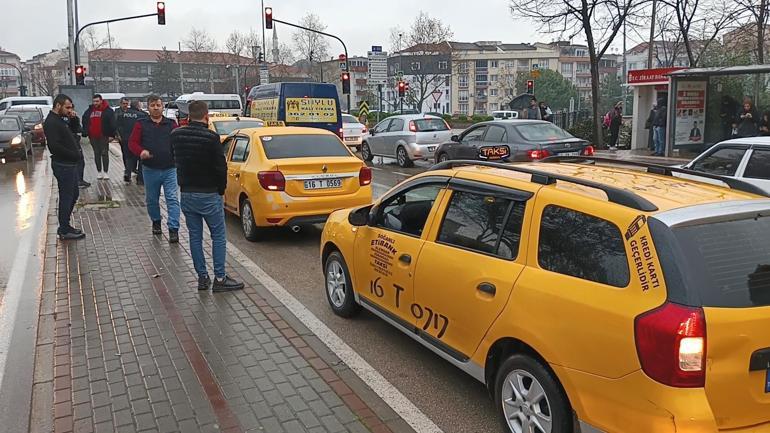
xmin=431 ymin=90 xmax=443 ymax=103
xmin=532 ymin=63 xmax=540 ymax=70
xmin=371 ymin=46 xmax=382 ymax=53
xmin=530 ymin=70 xmax=540 ymax=79
xmin=259 ymin=64 xmax=269 ymax=85
xmin=367 ymin=50 xmax=388 ymax=86
xmin=358 ymin=100 xmax=370 ymax=118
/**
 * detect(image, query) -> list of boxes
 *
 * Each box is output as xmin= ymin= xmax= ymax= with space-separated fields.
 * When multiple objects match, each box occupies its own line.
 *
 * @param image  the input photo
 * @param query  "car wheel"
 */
xmin=240 ymin=198 xmax=261 ymax=242
xmin=437 ymin=152 xmax=450 ymax=163
xmin=361 ymin=142 xmax=374 ymax=162
xmin=396 ymin=146 xmax=413 ymax=168
xmin=324 ymin=251 xmax=361 ymax=317
xmin=495 ymin=354 xmax=573 ymax=433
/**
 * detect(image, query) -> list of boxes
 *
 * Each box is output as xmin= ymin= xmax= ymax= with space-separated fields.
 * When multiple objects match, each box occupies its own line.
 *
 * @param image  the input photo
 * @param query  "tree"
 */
xmin=397 ymin=12 xmax=454 ymax=112
xmin=734 ymin=0 xmax=770 ymax=63
xmin=510 ymin=0 xmax=641 ymax=147
xmin=514 ymin=69 xmax=579 ymax=111
xmin=150 ymin=47 xmax=179 ymax=97
xmin=225 ymin=30 xmax=246 ymax=59
xmin=184 ymin=28 xmax=218 ymax=91
xmin=597 ymin=73 xmax=624 ymax=115
xmin=81 ymin=27 xmax=122 ymax=92
xmin=292 ymin=13 xmax=329 ymax=78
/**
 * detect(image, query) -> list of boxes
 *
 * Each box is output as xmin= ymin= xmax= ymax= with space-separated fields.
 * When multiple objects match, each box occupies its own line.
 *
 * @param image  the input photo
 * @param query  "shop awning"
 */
xmin=668 ymin=65 xmax=770 ymax=77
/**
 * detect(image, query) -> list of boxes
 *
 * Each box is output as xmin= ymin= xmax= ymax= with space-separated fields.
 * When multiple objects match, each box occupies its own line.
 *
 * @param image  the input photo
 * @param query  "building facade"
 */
xmin=23 ymin=49 xmax=72 ymax=97
xmin=556 ymin=43 xmax=621 ymax=101
xmin=625 ymin=41 xmax=691 ymax=73
xmin=319 ymin=56 xmax=372 ymax=113
xmin=0 ymin=50 xmax=23 ymax=97
xmin=386 ymin=43 xmax=452 ymax=114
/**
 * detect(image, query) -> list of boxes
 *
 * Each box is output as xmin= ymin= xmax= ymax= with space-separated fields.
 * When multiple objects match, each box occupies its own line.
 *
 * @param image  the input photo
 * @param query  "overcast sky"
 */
xmin=2 ymin=0 xmax=637 ymax=61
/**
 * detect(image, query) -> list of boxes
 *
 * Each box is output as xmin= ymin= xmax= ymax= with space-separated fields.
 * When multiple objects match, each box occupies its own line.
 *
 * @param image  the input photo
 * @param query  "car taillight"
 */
xmin=527 ymin=149 xmax=551 ymax=160
xmin=362 ymin=127 xmax=368 ymax=134
xmin=635 ymin=302 xmax=706 ymax=388
xmin=338 ymin=128 xmax=344 ymax=139
xmin=34 ymin=123 xmax=43 ymax=130
xmin=359 ymin=166 xmax=372 ymax=186
xmin=408 ymin=121 xmax=417 ymax=132
xmin=258 ymin=171 xmax=286 ymax=191
xmin=582 ymin=145 xmax=595 ymax=156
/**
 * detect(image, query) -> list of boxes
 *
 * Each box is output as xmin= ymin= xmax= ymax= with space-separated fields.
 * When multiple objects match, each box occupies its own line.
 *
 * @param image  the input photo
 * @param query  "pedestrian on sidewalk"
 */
xmin=652 ymin=98 xmax=667 ymax=156
xmin=523 ymin=97 xmax=542 ymax=120
xmin=82 ymin=94 xmax=117 ymax=180
xmin=116 ymin=98 xmax=146 ymax=184
xmin=65 ymin=103 xmax=90 ymax=188
xmin=44 ymin=94 xmax=85 ymax=241
xmin=734 ymin=99 xmax=759 ymax=138
xmin=171 ymin=100 xmax=244 ymax=292
xmin=129 ymin=94 xmax=181 ymax=243
xmin=608 ymin=102 xmax=623 ymax=151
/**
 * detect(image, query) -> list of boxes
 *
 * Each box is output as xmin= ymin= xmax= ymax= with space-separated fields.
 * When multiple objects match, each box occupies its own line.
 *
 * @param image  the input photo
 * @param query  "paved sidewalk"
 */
xmin=30 ymin=142 xmax=415 ymax=433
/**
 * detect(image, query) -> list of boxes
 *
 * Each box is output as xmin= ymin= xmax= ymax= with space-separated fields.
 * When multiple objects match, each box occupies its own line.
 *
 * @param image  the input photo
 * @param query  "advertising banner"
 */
xmin=674 ymin=80 xmax=707 ymax=146
xmin=285 ymin=98 xmax=338 ymax=123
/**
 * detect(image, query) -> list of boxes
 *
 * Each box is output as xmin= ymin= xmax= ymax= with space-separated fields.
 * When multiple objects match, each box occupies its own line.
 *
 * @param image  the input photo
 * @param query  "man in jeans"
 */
xmin=43 ymin=94 xmax=85 ymax=240
xmin=128 ymin=94 xmax=180 ymax=243
xmin=82 ymin=94 xmax=116 ymax=179
xmin=116 ymin=99 xmax=146 ymax=184
xmin=171 ymin=101 xmax=243 ymax=292
xmin=652 ymin=97 xmax=668 ymax=156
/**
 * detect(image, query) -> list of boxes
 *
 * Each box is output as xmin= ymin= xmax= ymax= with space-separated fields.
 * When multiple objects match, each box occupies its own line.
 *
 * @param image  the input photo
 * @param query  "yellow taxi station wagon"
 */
xmin=320 ymin=157 xmax=770 ymax=433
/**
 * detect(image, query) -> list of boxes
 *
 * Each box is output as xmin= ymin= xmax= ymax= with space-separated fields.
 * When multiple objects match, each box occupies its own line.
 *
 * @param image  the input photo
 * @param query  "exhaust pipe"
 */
xmin=290 ymin=225 xmax=301 ymax=233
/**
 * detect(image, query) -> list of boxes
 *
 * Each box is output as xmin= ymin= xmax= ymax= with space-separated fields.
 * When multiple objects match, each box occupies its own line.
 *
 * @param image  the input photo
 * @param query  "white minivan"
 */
xmin=492 ymin=110 xmax=519 ymax=120
xmin=0 ymin=96 xmax=54 ymax=115
xmin=174 ymin=93 xmax=243 ymax=124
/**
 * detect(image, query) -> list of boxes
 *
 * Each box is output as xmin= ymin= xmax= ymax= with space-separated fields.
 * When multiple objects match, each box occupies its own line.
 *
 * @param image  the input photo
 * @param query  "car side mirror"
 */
xmin=369 ymin=130 xmax=376 ymax=136
xmin=348 ymin=205 xmax=373 ymax=226
xmin=451 ymin=134 xmax=460 ymax=142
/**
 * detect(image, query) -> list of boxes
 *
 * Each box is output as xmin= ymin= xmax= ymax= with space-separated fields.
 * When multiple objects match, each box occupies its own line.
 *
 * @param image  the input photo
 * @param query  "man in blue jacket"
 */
xmin=129 ymin=95 xmax=180 ymax=243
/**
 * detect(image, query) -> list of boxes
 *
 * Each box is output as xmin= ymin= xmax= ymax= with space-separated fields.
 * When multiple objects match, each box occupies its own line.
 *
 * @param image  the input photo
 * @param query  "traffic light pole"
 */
xmin=0 ymin=63 xmax=25 ymax=96
xmin=270 ymin=17 xmax=350 ymax=112
xmin=74 ymin=13 xmax=159 ymax=66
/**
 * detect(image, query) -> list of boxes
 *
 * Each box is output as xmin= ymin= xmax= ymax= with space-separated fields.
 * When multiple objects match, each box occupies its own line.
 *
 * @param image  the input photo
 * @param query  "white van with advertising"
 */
xmin=0 ymin=96 xmax=54 ymax=115
xmin=174 ymin=93 xmax=243 ymax=124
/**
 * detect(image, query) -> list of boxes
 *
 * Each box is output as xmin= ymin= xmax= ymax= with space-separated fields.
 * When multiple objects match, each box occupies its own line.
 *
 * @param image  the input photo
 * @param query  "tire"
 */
xmin=396 ymin=146 xmax=413 ymax=168
xmin=437 ymin=152 xmax=450 ymax=164
xmin=240 ymin=198 xmax=261 ymax=242
xmin=324 ymin=251 xmax=361 ymax=318
xmin=495 ymin=354 xmax=573 ymax=433
xmin=361 ymin=142 xmax=374 ymax=162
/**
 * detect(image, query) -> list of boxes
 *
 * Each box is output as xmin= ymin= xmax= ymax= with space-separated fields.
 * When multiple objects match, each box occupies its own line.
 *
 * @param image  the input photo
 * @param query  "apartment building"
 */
xmin=625 ymin=41 xmax=691 ymax=73
xmin=23 ymin=49 xmax=72 ymax=97
xmin=319 ymin=56 xmax=371 ymax=112
xmin=556 ymin=43 xmax=621 ymax=101
xmin=386 ymin=43 xmax=452 ymax=114
xmin=448 ymin=41 xmax=560 ymax=116
xmin=0 ymin=50 xmax=23 ymax=97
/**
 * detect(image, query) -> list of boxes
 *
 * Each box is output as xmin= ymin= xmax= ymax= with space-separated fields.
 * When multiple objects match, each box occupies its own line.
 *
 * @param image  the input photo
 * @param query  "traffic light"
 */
xmin=156 ymin=2 xmax=165 ymax=25
xmin=404 ymin=82 xmax=410 ymax=93
xmin=526 ymin=79 xmax=534 ymax=95
xmin=258 ymin=52 xmax=264 ymax=63
xmin=397 ymin=80 xmax=405 ymax=97
xmin=75 ymin=65 xmax=85 ymax=85
xmin=341 ymin=72 xmax=350 ymax=94
xmin=19 ymin=85 xmax=27 ymax=96
xmin=265 ymin=7 xmax=273 ymax=29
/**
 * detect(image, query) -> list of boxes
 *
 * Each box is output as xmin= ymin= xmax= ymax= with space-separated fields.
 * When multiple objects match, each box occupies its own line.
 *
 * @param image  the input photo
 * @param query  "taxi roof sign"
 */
xmin=264 ymin=120 xmax=286 ymax=127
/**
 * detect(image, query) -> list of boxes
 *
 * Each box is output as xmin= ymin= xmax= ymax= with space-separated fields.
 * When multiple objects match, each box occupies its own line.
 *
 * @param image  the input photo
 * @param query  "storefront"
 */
xmin=666 ymin=65 xmax=770 ymax=156
xmin=627 ymin=67 xmax=683 ymax=151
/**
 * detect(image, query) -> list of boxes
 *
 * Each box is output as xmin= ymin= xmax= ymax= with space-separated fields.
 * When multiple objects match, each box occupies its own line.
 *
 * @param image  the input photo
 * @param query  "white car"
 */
xmin=341 ymin=114 xmax=366 ymax=151
xmin=361 ymin=114 xmax=453 ymax=167
xmin=681 ymin=137 xmax=770 ymax=194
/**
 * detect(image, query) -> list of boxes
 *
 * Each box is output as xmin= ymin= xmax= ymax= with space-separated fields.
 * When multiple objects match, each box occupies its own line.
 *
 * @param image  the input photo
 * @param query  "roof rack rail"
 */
xmin=430 ymin=159 xmax=658 ymax=211
xmin=541 ymin=156 xmax=770 ymax=198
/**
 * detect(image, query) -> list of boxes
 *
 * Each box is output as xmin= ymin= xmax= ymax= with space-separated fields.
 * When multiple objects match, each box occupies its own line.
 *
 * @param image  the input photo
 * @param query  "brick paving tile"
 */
xmin=29 ymin=141 xmax=414 ymax=432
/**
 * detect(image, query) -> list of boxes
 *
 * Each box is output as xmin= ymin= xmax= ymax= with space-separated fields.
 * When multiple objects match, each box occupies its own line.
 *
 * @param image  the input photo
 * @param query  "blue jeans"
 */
xmin=142 ymin=166 xmax=180 ymax=230
xmin=181 ymin=192 xmax=226 ymax=279
xmin=653 ymin=126 xmax=666 ymax=155
xmin=51 ymin=161 xmax=79 ymax=234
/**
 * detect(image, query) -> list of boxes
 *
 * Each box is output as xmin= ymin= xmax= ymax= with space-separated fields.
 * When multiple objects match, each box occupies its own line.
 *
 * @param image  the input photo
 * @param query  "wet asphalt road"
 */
xmin=224 ymin=156 xmax=502 ymax=433
xmin=0 ymin=147 xmax=49 ymax=301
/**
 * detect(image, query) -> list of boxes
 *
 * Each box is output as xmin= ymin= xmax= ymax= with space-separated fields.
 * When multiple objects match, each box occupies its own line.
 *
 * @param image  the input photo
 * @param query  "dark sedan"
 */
xmin=5 ymin=106 xmax=46 ymax=145
xmin=0 ymin=115 xmax=33 ymax=160
xmin=434 ymin=120 xmax=594 ymax=163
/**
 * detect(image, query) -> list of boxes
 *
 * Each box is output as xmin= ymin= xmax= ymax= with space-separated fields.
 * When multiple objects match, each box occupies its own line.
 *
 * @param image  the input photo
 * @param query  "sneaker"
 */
xmin=78 ymin=181 xmax=91 ymax=188
xmin=102 ymin=173 xmax=110 ymax=180
xmin=168 ymin=229 xmax=179 ymax=244
xmin=59 ymin=231 xmax=85 ymax=240
xmin=198 ymin=275 xmax=211 ymax=291
xmin=152 ymin=221 xmax=162 ymax=235
xmin=212 ymin=276 xmax=244 ymax=292
xmin=68 ymin=227 xmax=83 ymax=235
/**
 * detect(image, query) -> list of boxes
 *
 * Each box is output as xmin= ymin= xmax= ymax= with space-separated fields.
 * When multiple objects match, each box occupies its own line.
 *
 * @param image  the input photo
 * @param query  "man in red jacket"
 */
xmin=82 ymin=94 xmax=117 ymax=179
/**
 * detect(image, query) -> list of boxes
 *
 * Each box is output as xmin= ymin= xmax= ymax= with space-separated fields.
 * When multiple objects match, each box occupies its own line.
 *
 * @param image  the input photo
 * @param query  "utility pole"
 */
xmin=67 ymin=0 xmax=76 ymax=84
xmin=648 ymin=0 xmax=657 ymax=69
xmin=107 ymin=23 xmax=119 ymax=93
xmin=178 ymin=42 xmax=185 ymax=94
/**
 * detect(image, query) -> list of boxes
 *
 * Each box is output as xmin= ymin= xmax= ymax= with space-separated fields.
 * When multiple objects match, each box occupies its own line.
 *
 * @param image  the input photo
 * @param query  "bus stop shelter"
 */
xmin=665 ymin=65 xmax=770 ymax=157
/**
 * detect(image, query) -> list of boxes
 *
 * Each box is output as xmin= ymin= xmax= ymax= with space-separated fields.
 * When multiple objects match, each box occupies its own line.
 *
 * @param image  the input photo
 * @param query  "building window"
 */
xmin=459 ymin=90 xmax=469 ymax=102
xmin=506 ymin=61 xmax=516 ymax=68
xmin=475 ymin=74 xmax=488 ymax=84
xmin=475 ymin=60 xmax=488 ymax=69
xmin=458 ymin=62 xmax=469 ymax=73
xmin=575 ymin=49 xmax=587 ymax=57
xmin=459 ymin=74 xmax=469 ymax=88
xmin=576 ymin=62 xmax=590 ymax=73
xmin=411 ymin=61 xmax=421 ymax=71
xmin=477 ymin=103 xmax=487 ymax=113
xmin=538 ymin=59 xmax=550 ymax=69
xmin=459 ymin=103 xmax=468 ymax=115
xmin=476 ymin=89 xmax=487 ymax=99
xmin=438 ymin=61 xmax=448 ymax=70
xmin=490 ymin=74 xmax=498 ymax=83
xmin=490 ymin=88 xmax=498 ymax=97
xmin=517 ymin=59 xmax=530 ymax=70
xmin=561 ymin=63 xmax=573 ymax=75
xmin=490 ymin=60 xmax=498 ymax=68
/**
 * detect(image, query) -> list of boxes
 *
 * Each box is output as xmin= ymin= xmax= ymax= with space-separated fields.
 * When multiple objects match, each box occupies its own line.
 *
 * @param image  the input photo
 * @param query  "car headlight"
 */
xmin=11 ymin=135 xmax=22 ymax=145
xmin=34 ymin=123 xmax=43 ymax=130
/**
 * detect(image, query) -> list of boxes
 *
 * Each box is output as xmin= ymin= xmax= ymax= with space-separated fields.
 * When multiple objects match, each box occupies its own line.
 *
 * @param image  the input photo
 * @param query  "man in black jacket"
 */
xmin=82 ymin=94 xmax=117 ymax=179
xmin=116 ymin=99 xmax=146 ymax=184
xmin=65 ymin=104 xmax=90 ymax=188
xmin=171 ymin=100 xmax=243 ymax=292
xmin=43 ymin=94 xmax=85 ymax=240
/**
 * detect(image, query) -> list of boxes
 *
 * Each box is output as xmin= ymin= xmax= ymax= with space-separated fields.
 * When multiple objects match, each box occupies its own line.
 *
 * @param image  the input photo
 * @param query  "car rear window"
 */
xmin=0 ymin=118 xmax=19 ymax=131
xmin=9 ymin=111 xmax=40 ymax=122
xmin=342 ymin=114 xmax=358 ymax=124
xmin=516 ymin=123 xmax=573 ymax=141
xmin=213 ymin=120 xmax=264 ymax=135
xmin=670 ymin=214 xmax=770 ymax=307
xmin=413 ymin=119 xmax=448 ymax=132
xmin=260 ymin=134 xmax=350 ymax=159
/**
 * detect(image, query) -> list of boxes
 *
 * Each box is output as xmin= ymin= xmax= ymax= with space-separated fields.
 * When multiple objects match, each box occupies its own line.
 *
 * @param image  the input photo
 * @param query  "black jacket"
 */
xmin=43 ymin=111 xmax=80 ymax=164
xmin=652 ymin=105 xmax=667 ymax=127
xmin=82 ymin=103 xmax=117 ymax=138
xmin=170 ymin=121 xmax=227 ymax=195
xmin=115 ymin=107 xmax=146 ymax=141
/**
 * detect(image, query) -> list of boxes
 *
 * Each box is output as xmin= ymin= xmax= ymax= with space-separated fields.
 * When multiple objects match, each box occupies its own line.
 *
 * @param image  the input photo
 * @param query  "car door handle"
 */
xmin=477 ymin=282 xmax=496 ymax=295
xmin=398 ymin=254 xmax=412 ymax=264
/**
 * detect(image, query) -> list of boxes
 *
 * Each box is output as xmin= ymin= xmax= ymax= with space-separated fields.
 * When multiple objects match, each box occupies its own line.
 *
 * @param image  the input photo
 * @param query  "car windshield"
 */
xmin=213 ymin=120 xmax=264 ymax=135
xmin=515 ymin=123 xmax=573 ymax=141
xmin=260 ymin=134 xmax=350 ymax=159
xmin=413 ymin=118 xmax=448 ymax=132
xmin=0 ymin=118 xmax=19 ymax=131
xmin=342 ymin=114 xmax=358 ymax=124
xmin=9 ymin=111 xmax=40 ymax=123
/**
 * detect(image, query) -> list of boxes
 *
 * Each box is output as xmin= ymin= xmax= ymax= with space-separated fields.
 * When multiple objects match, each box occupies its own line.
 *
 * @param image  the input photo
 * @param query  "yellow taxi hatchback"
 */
xmin=208 ymin=114 xmax=264 ymax=142
xmin=320 ymin=157 xmax=770 ymax=433
xmin=223 ymin=126 xmax=372 ymax=241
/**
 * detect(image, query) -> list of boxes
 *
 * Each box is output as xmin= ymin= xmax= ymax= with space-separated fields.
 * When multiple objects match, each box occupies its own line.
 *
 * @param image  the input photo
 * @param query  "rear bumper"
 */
xmin=344 ymin=137 xmax=363 ymax=147
xmin=252 ymin=187 xmax=373 ymax=227
xmin=406 ymin=143 xmax=439 ymax=160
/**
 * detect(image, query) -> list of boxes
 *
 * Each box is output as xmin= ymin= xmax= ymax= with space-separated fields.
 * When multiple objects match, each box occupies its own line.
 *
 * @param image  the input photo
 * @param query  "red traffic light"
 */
xmin=341 ymin=72 xmax=350 ymax=94
xmin=265 ymin=7 xmax=273 ymax=29
xmin=75 ymin=66 xmax=84 ymax=74
xmin=75 ymin=65 xmax=86 ymax=85
xmin=341 ymin=72 xmax=350 ymax=80
xmin=526 ymin=79 xmax=534 ymax=94
xmin=157 ymin=2 xmax=166 ymax=25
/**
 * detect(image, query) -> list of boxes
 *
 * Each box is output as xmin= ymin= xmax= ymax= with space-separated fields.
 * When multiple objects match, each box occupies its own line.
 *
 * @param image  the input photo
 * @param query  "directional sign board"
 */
xmin=358 ymin=100 xmax=370 ymax=118
xmin=367 ymin=49 xmax=388 ymax=86
xmin=260 ymin=64 xmax=270 ymax=85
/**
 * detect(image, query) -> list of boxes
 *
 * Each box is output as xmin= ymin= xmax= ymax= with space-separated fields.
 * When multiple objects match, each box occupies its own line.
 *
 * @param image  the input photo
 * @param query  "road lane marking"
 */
xmin=226 ymin=244 xmax=444 ymax=433
xmin=394 ymin=172 xmax=411 ymax=177
xmin=371 ymin=167 xmax=383 ymax=171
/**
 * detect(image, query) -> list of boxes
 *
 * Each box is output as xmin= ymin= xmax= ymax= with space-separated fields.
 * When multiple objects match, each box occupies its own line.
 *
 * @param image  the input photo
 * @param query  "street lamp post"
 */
xmin=0 ymin=63 xmax=25 ymax=96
